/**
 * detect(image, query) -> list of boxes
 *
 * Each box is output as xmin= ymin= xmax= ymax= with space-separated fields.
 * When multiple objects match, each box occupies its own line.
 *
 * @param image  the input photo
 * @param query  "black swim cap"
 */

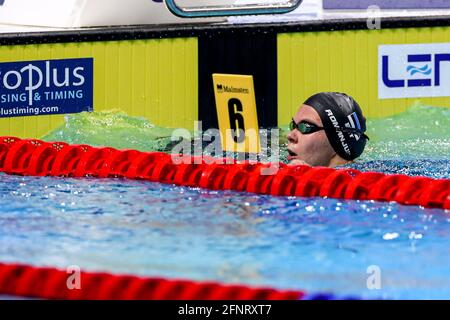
xmin=304 ymin=92 xmax=368 ymax=161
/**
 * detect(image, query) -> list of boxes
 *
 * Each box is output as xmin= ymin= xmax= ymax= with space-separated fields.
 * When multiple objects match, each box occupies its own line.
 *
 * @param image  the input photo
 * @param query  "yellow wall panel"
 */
xmin=0 ymin=38 xmax=198 ymax=138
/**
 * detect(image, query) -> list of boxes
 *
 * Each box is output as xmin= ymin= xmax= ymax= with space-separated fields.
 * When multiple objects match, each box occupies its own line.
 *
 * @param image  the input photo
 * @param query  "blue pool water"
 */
xmin=0 ymin=166 xmax=449 ymax=300
xmin=1 ymin=105 xmax=449 ymax=299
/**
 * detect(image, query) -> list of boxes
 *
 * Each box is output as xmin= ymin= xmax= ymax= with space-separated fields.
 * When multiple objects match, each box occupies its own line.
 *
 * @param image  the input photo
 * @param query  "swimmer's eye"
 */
xmin=289 ymin=119 xmax=296 ymax=131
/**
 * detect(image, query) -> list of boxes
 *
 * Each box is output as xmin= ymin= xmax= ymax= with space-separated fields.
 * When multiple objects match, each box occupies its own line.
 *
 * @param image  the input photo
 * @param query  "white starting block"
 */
xmin=0 ymin=0 xmax=304 ymax=28
xmin=0 ymin=0 xmax=235 ymax=28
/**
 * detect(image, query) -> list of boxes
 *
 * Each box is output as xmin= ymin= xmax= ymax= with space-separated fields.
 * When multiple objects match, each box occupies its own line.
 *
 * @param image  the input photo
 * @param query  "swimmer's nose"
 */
xmin=287 ymin=130 xmax=297 ymax=144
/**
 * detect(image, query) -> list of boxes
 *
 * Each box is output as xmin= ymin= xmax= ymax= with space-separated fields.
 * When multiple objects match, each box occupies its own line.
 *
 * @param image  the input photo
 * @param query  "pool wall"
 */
xmin=1 ymin=16 xmax=450 ymax=138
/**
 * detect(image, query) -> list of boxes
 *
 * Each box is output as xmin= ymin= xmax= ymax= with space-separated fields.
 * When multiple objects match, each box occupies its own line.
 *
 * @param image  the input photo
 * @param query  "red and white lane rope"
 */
xmin=0 ymin=262 xmax=303 ymax=300
xmin=0 ymin=136 xmax=448 ymax=209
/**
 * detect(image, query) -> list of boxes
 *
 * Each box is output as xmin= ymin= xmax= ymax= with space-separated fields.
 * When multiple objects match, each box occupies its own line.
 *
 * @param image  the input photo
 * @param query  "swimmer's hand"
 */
xmin=288 ymin=159 xmax=311 ymax=166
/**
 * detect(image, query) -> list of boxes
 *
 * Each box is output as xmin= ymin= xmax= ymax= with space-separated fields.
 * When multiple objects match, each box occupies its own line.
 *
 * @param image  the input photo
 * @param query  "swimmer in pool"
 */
xmin=287 ymin=92 xmax=369 ymax=168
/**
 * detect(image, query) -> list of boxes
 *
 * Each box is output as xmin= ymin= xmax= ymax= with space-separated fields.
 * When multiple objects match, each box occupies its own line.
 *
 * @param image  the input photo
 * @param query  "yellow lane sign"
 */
xmin=212 ymin=73 xmax=261 ymax=153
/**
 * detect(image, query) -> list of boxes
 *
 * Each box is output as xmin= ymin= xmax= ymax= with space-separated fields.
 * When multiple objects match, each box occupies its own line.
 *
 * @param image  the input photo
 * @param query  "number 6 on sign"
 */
xmin=212 ymin=73 xmax=261 ymax=153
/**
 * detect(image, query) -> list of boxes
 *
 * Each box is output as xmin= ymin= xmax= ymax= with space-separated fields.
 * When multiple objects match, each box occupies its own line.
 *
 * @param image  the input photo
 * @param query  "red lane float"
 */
xmin=0 ymin=136 xmax=448 ymax=210
xmin=0 ymin=262 xmax=303 ymax=300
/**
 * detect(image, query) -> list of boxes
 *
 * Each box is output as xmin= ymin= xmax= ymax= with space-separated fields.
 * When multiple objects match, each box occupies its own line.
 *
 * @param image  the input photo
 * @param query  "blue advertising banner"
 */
xmin=323 ymin=0 xmax=450 ymax=9
xmin=0 ymin=58 xmax=93 ymax=118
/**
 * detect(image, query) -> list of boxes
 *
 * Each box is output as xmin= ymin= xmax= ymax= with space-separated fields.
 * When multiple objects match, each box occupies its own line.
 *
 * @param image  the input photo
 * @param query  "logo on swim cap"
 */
xmin=325 ymin=109 xmax=351 ymax=156
xmin=345 ymin=112 xmax=363 ymax=141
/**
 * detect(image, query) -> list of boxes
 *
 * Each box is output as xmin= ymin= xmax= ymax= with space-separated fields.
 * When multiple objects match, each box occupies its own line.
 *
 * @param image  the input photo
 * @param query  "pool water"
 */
xmin=1 ymin=105 xmax=449 ymax=299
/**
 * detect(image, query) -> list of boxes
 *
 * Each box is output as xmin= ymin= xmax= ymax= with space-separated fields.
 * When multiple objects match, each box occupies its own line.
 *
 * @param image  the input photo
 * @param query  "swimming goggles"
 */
xmin=290 ymin=118 xmax=369 ymax=140
xmin=289 ymin=119 xmax=324 ymax=134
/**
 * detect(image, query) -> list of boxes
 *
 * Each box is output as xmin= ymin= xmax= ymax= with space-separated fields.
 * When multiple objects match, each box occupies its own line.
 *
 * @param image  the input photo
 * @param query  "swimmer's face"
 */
xmin=287 ymin=104 xmax=336 ymax=167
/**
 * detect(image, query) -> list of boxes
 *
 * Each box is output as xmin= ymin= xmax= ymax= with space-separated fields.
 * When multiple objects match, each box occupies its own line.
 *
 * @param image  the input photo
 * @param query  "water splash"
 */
xmin=41 ymin=105 xmax=449 ymax=177
xmin=42 ymin=109 xmax=179 ymax=152
xmin=362 ymin=104 xmax=450 ymax=161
